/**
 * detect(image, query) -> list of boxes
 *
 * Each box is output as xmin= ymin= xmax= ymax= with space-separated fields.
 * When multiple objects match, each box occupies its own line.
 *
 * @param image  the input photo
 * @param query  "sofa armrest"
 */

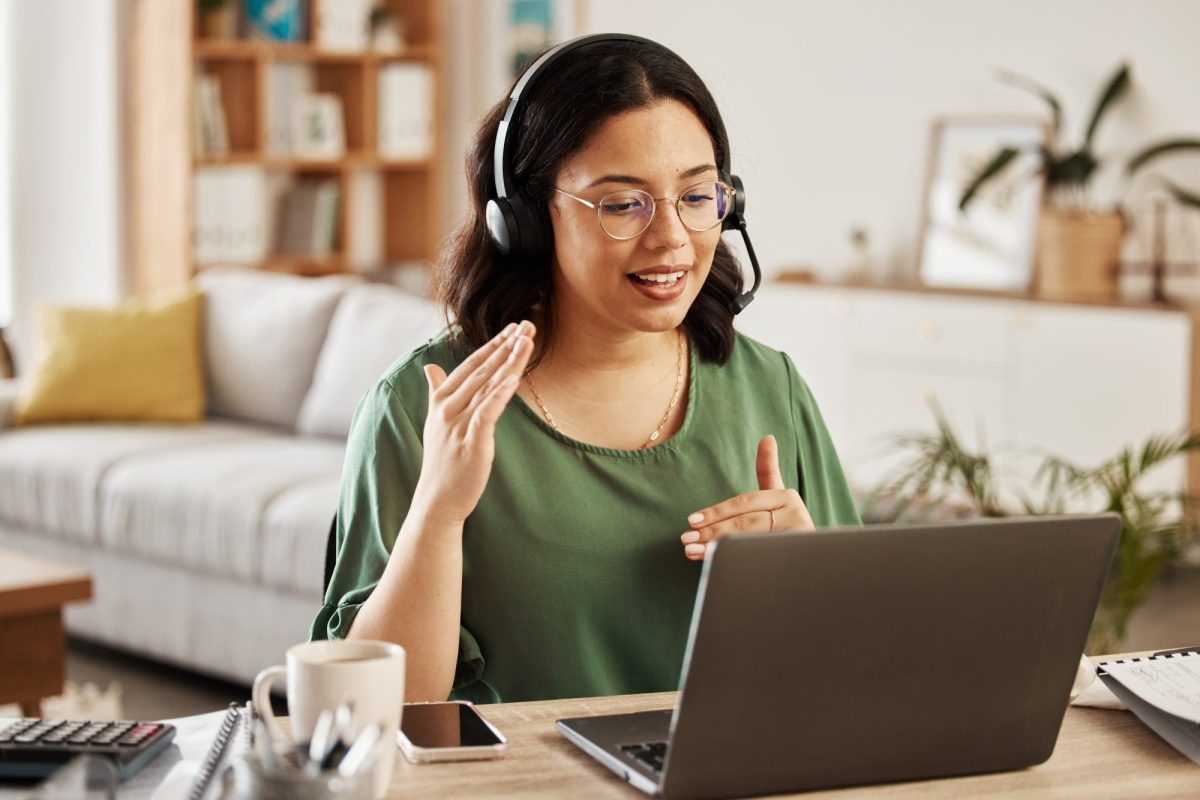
xmin=0 ymin=379 xmax=20 ymax=429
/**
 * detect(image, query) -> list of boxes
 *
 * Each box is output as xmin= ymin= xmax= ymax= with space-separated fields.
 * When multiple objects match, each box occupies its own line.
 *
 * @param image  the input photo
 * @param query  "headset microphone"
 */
xmin=485 ymin=33 xmax=762 ymax=314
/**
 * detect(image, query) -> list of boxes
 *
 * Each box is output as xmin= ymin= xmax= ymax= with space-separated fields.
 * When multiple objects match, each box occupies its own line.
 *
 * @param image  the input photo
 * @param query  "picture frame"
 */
xmin=916 ymin=116 xmax=1049 ymax=291
xmin=483 ymin=0 xmax=581 ymax=103
xmin=290 ymin=94 xmax=345 ymax=160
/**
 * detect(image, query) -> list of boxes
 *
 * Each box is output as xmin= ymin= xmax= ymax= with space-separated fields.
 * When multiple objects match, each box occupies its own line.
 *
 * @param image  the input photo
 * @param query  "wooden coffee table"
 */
xmin=0 ymin=549 xmax=92 ymax=715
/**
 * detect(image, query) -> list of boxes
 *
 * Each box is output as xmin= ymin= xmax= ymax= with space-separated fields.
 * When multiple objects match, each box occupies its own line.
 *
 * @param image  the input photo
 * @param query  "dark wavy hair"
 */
xmin=438 ymin=38 xmax=744 ymax=366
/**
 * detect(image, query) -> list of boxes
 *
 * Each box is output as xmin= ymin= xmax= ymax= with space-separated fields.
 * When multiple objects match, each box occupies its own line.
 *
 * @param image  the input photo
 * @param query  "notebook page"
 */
xmin=1099 ymin=653 xmax=1200 ymax=724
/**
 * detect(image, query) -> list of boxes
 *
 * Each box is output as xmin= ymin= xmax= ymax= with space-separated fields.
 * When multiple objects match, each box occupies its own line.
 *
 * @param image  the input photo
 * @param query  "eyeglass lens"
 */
xmin=596 ymin=182 xmax=731 ymax=239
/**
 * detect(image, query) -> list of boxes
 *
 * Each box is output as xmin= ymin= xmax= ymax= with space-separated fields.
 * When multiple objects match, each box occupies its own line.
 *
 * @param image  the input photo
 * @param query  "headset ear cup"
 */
xmin=486 ymin=198 xmax=518 ymax=255
xmin=722 ymin=173 xmax=746 ymax=231
xmin=506 ymin=193 xmax=552 ymax=258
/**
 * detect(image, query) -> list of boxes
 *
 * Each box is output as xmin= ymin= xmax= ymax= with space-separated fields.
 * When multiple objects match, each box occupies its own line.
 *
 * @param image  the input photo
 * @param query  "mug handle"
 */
xmin=251 ymin=665 xmax=287 ymax=745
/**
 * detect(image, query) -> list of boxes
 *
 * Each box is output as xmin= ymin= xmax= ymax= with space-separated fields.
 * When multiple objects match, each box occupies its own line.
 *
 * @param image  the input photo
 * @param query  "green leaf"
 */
xmin=997 ymin=69 xmax=1063 ymax=135
xmin=959 ymin=147 xmax=1021 ymax=212
xmin=1046 ymin=150 xmax=1098 ymax=189
xmin=1159 ymin=177 xmax=1200 ymax=211
xmin=1083 ymin=63 xmax=1130 ymax=150
xmin=1126 ymin=138 xmax=1200 ymax=176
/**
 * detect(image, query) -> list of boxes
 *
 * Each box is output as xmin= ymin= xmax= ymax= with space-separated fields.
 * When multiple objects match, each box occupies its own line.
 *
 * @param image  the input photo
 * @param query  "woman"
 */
xmin=311 ymin=35 xmax=859 ymax=704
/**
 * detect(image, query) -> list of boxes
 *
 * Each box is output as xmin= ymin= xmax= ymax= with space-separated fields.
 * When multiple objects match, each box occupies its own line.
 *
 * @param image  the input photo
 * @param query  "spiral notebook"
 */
xmin=1097 ymin=650 xmax=1200 ymax=765
xmin=186 ymin=702 xmax=253 ymax=800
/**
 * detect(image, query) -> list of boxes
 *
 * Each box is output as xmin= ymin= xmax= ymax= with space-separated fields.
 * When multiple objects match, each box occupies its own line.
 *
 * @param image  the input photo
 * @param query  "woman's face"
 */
xmin=548 ymin=99 xmax=723 ymax=338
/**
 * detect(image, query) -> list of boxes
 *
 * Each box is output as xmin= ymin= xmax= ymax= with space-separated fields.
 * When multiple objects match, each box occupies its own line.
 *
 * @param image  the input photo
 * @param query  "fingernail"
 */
xmin=688 ymin=512 xmax=704 ymax=525
xmin=680 ymin=531 xmax=700 ymax=544
xmin=499 ymin=322 xmax=517 ymax=340
xmin=517 ymin=320 xmax=532 ymax=335
xmin=685 ymin=543 xmax=705 ymax=557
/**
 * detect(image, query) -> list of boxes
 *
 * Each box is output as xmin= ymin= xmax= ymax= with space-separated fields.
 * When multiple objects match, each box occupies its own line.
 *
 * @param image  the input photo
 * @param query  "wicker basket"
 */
xmin=1034 ymin=208 xmax=1124 ymax=301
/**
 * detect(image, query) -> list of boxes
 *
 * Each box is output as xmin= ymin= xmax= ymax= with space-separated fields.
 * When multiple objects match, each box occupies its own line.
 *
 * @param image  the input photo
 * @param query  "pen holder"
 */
xmin=220 ymin=752 xmax=372 ymax=800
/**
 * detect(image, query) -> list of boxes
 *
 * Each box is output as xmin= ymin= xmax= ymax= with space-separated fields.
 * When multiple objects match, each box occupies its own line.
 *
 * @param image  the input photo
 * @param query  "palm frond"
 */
xmin=959 ymin=147 xmax=1022 ymax=212
xmin=1083 ymin=63 xmax=1131 ymax=149
xmin=1126 ymin=138 xmax=1200 ymax=175
xmin=996 ymin=68 xmax=1063 ymax=135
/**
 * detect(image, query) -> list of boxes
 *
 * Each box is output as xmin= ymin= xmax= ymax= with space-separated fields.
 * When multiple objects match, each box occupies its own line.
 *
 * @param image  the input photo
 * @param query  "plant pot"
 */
xmin=1034 ymin=208 xmax=1125 ymax=301
xmin=200 ymin=5 xmax=238 ymax=40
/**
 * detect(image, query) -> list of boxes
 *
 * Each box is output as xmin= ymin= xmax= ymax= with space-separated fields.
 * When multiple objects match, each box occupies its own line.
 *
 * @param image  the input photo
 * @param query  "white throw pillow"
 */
xmin=197 ymin=267 xmax=359 ymax=428
xmin=297 ymin=283 xmax=444 ymax=439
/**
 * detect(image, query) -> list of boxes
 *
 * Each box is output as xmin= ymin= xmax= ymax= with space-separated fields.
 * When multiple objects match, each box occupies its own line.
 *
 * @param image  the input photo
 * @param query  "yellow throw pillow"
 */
xmin=14 ymin=291 xmax=206 ymax=425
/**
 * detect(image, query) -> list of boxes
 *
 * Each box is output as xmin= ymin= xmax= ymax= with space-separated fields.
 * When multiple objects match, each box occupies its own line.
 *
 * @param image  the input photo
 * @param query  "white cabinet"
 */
xmin=735 ymin=286 xmax=853 ymax=448
xmin=1010 ymin=305 xmax=1190 ymax=493
xmin=740 ymin=282 xmax=1194 ymax=498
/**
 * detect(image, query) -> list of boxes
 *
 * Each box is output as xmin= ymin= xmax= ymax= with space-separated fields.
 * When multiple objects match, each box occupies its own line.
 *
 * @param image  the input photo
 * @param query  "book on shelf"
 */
xmin=378 ymin=63 xmax=433 ymax=160
xmin=265 ymin=62 xmax=313 ymax=155
xmin=193 ymin=166 xmax=268 ymax=264
xmin=277 ymin=180 xmax=341 ymax=258
xmin=314 ymin=0 xmax=372 ymax=53
xmin=193 ymin=75 xmax=229 ymax=158
xmin=246 ymin=0 xmax=305 ymax=42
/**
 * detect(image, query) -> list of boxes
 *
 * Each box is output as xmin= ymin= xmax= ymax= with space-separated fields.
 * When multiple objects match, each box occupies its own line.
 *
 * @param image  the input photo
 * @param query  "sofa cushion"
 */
xmin=196 ymin=268 xmax=359 ymax=429
xmin=98 ymin=435 xmax=345 ymax=586
xmin=296 ymin=283 xmax=443 ymax=438
xmin=259 ymin=475 xmax=342 ymax=593
xmin=14 ymin=291 xmax=206 ymax=426
xmin=0 ymin=421 xmax=265 ymax=541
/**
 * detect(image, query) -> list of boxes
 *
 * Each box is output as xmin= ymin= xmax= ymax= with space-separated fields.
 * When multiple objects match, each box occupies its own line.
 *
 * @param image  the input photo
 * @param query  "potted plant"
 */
xmin=198 ymin=0 xmax=238 ymax=41
xmin=959 ymin=63 xmax=1200 ymax=301
xmin=864 ymin=405 xmax=1200 ymax=654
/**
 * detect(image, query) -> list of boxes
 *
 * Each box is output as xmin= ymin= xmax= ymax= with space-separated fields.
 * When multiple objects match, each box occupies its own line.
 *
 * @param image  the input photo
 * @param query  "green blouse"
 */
xmin=310 ymin=330 xmax=860 ymax=703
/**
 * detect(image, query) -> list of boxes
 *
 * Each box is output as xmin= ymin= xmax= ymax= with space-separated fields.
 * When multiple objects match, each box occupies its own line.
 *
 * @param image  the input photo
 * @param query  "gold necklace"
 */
xmin=526 ymin=330 xmax=686 ymax=449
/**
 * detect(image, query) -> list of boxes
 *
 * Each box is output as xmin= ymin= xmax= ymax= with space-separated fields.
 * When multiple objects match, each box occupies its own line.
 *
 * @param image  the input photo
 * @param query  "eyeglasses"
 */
xmin=552 ymin=180 xmax=735 ymax=241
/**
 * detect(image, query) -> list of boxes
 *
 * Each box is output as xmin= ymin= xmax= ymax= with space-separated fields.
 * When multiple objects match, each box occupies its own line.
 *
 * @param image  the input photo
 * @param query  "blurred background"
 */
xmin=0 ymin=0 xmax=1198 ymax=718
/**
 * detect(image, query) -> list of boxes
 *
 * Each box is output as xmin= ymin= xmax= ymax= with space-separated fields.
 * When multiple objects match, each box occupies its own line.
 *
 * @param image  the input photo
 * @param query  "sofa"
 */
xmin=0 ymin=268 xmax=445 ymax=685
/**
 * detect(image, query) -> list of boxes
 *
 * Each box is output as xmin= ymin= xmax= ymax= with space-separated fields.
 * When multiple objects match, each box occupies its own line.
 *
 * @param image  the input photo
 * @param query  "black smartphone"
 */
xmin=396 ymin=700 xmax=508 ymax=763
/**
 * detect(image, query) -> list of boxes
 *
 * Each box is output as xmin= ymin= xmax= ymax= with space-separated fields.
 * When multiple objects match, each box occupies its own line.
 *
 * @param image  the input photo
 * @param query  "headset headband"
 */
xmin=492 ymin=33 xmax=731 ymax=200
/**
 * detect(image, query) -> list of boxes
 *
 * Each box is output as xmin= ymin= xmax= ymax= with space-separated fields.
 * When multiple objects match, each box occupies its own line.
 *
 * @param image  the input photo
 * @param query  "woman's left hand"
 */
xmin=680 ymin=435 xmax=814 ymax=561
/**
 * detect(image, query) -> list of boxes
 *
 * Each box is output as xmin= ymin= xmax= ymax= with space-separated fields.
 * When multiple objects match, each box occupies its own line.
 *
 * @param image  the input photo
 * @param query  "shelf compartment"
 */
xmin=382 ymin=171 xmax=434 ymax=262
xmin=195 ymin=57 xmax=261 ymax=153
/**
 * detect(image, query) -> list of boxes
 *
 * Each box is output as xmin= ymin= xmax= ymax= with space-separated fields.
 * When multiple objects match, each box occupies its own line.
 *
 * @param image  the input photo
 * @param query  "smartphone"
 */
xmin=396 ymin=700 xmax=508 ymax=763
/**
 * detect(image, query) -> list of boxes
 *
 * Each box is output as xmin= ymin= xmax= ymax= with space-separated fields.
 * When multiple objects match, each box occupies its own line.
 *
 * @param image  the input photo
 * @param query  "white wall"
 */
xmin=442 ymin=0 xmax=1200 ymax=281
xmin=5 ymin=0 xmax=123 ymax=365
xmin=0 ymin=2 xmax=11 ymax=330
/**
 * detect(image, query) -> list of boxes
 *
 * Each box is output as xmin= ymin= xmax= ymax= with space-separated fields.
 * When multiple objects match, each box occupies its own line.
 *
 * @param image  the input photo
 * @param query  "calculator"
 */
xmin=0 ymin=718 xmax=177 ymax=780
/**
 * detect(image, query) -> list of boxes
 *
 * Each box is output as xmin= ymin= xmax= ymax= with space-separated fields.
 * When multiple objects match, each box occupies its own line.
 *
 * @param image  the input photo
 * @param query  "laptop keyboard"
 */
xmin=619 ymin=740 xmax=669 ymax=773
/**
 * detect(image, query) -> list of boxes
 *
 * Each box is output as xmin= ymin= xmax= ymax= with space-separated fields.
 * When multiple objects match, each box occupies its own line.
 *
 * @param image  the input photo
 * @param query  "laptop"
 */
xmin=557 ymin=514 xmax=1120 ymax=799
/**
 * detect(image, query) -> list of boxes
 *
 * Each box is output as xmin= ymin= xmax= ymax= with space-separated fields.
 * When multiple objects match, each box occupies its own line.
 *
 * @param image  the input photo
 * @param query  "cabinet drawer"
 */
xmin=851 ymin=293 xmax=1010 ymax=365
xmin=844 ymin=365 xmax=1009 ymax=491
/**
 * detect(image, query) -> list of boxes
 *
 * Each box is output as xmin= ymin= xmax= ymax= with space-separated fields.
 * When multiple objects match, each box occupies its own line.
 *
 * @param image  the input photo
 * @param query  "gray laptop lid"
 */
xmin=659 ymin=514 xmax=1120 ymax=800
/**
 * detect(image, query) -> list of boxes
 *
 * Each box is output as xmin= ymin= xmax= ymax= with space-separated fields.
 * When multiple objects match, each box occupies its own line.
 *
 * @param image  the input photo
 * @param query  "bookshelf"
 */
xmin=127 ymin=0 xmax=443 ymax=291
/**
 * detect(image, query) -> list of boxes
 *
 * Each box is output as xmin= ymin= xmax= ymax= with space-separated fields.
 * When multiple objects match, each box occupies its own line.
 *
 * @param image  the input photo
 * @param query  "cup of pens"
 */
xmin=223 ymin=748 xmax=372 ymax=800
xmin=251 ymin=640 xmax=406 ymax=799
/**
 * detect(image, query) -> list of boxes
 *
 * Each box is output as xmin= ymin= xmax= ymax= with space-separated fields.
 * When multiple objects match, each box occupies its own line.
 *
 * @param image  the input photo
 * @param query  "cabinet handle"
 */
xmin=916 ymin=321 xmax=939 ymax=345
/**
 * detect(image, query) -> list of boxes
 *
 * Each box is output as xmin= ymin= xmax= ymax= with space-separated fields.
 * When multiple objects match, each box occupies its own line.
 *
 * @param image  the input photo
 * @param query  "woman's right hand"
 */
xmin=412 ymin=321 xmax=535 ymax=526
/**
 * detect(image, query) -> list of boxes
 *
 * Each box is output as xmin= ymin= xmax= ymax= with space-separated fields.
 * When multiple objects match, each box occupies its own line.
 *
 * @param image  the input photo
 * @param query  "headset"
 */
xmin=483 ymin=33 xmax=762 ymax=314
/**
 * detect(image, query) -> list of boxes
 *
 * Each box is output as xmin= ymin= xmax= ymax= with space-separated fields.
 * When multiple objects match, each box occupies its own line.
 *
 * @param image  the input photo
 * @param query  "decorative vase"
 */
xmin=200 ymin=5 xmax=238 ymax=40
xmin=1034 ymin=208 xmax=1125 ymax=301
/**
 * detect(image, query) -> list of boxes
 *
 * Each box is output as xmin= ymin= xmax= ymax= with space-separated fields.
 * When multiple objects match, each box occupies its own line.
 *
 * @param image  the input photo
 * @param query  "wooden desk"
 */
xmin=0 ymin=550 xmax=92 ymax=715
xmin=381 ymin=691 xmax=1199 ymax=799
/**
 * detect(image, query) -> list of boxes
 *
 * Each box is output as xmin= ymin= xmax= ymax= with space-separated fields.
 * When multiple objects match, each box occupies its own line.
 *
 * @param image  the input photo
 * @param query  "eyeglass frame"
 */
xmin=551 ymin=180 xmax=737 ymax=241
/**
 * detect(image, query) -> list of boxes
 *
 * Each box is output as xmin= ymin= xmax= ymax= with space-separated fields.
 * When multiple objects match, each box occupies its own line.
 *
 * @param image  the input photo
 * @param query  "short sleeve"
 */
xmin=307 ymin=374 xmax=490 ymax=696
xmin=783 ymin=353 xmax=861 ymax=527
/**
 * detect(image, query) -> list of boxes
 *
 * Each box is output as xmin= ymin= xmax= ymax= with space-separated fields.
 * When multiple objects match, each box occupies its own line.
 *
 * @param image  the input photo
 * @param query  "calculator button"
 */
xmin=67 ymin=723 xmax=111 ymax=744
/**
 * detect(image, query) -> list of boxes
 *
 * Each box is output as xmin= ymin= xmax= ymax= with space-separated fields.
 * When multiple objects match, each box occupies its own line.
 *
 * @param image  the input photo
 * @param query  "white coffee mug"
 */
xmin=252 ymin=639 xmax=405 ymax=799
